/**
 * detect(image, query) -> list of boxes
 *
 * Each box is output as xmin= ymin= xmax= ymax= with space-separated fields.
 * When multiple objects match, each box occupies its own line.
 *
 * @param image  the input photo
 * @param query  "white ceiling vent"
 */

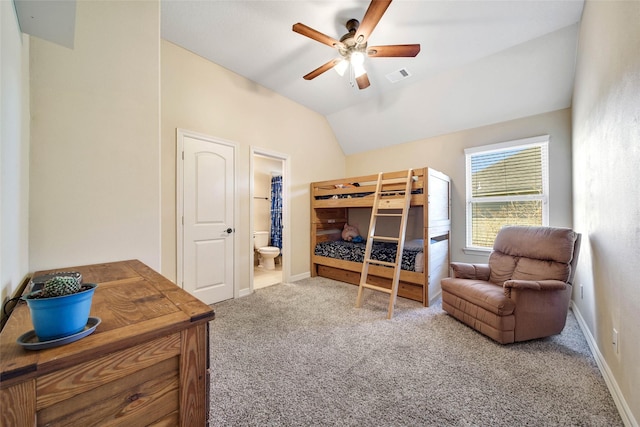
xmin=385 ymin=68 xmax=412 ymax=83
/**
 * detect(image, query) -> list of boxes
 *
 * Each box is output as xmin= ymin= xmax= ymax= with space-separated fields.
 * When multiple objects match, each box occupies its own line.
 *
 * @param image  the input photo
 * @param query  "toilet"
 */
xmin=254 ymin=231 xmax=280 ymax=270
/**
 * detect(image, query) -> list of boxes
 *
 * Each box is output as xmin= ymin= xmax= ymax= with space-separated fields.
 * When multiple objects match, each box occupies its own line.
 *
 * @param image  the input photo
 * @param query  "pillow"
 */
xmin=403 ymin=239 xmax=424 ymax=250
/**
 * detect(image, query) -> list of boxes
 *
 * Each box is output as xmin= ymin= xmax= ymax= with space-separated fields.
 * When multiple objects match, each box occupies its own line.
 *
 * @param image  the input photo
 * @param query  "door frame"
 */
xmin=249 ymin=147 xmax=291 ymax=292
xmin=176 ymin=128 xmax=239 ymax=298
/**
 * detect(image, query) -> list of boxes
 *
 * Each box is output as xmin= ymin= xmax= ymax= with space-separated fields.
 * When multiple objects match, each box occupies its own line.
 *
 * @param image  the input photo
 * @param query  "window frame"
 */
xmin=464 ymin=135 xmax=550 ymax=254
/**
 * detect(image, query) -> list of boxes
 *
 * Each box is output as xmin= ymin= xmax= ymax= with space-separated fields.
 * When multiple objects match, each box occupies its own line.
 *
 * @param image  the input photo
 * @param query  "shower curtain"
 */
xmin=270 ymin=175 xmax=283 ymax=250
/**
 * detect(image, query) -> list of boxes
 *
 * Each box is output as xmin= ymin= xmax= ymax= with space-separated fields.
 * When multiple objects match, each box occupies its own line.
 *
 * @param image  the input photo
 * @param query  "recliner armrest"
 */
xmin=503 ymin=279 xmax=567 ymax=291
xmin=450 ymin=262 xmax=490 ymax=280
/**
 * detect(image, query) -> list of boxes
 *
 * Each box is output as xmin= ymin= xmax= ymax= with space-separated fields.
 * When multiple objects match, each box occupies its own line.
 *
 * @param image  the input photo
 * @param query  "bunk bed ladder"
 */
xmin=356 ymin=169 xmax=414 ymax=319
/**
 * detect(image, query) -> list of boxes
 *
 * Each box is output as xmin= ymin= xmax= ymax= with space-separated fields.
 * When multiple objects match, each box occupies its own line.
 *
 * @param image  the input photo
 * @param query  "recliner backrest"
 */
xmin=488 ymin=226 xmax=578 ymax=285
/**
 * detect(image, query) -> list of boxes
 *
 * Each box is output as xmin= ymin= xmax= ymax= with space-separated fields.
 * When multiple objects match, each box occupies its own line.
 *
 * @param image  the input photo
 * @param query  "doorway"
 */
xmin=251 ymin=148 xmax=289 ymax=290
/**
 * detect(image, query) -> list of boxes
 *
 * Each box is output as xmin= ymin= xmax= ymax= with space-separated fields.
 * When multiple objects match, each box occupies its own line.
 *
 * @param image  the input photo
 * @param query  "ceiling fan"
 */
xmin=292 ymin=0 xmax=420 ymax=90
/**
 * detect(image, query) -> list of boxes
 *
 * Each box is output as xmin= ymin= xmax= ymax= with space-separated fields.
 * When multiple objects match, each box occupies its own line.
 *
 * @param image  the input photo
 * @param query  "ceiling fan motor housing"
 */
xmin=345 ymin=18 xmax=359 ymax=34
xmin=339 ymin=19 xmax=367 ymax=59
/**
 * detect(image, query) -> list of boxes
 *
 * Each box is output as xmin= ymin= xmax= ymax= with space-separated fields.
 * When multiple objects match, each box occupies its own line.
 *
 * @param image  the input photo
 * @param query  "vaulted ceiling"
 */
xmin=14 ymin=0 xmax=585 ymax=155
xmin=161 ymin=1 xmax=584 ymax=154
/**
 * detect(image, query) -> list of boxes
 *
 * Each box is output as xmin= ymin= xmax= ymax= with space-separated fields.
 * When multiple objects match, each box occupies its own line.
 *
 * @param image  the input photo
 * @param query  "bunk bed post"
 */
xmin=425 ymin=168 xmax=452 ymax=306
xmin=422 ymin=167 xmax=430 ymax=306
xmin=310 ymin=182 xmax=317 ymax=277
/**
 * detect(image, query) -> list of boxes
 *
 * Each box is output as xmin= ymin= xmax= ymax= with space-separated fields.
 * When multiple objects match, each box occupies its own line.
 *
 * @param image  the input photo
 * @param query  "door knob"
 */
xmin=226 ymin=228 xmax=233 ymax=234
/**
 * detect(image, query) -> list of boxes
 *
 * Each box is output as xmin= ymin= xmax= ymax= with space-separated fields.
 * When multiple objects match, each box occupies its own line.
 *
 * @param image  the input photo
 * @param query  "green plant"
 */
xmin=41 ymin=276 xmax=81 ymax=298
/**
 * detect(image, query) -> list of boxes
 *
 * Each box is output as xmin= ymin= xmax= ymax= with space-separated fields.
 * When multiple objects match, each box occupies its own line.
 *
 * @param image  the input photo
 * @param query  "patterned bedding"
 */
xmin=314 ymin=240 xmax=424 ymax=272
xmin=315 ymin=188 xmax=423 ymax=200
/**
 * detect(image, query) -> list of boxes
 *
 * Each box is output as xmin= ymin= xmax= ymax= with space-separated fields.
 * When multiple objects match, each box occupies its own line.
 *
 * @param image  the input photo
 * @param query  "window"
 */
xmin=465 ymin=135 xmax=549 ymax=251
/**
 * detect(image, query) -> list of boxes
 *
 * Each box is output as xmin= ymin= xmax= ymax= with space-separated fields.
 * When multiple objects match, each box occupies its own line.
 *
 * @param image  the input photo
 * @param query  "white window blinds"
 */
xmin=465 ymin=136 xmax=549 ymax=249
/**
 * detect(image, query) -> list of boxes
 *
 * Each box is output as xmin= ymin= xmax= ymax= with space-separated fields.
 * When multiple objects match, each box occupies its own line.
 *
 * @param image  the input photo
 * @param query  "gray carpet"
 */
xmin=208 ymin=277 xmax=622 ymax=426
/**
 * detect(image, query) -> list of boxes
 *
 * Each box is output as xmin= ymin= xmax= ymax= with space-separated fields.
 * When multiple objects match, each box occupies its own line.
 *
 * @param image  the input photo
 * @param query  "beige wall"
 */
xmin=29 ymin=1 xmax=161 ymax=272
xmin=572 ymin=1 xmax=640 ymax=424
xmin=0 ymin=1 xmax=30 ymax=310
xmin=8 ymin=2 xmax=637 ymax=421
xmin=346 ymin=108 xmax=573 ymax=264
xmin=161 ymin=40 xmax=345 ymax=292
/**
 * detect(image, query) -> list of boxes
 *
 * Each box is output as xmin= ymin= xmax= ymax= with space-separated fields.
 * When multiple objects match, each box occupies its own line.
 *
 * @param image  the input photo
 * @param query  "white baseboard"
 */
xmin=238 ymin=288 xmax=252 ymax=298
xmin=429 ymin=289 xmax=442 ymax=306
xmin=570 ymin=302 xmax=637 ymax=427
xmin=288 ymin=271 xmax=310 ymax=283
xmin=237 ymin=272 xmax=311 ymax=298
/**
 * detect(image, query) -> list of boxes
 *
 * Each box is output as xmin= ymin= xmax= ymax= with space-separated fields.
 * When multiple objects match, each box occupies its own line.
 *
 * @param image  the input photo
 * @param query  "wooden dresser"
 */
xmin=0 ymin=260 xmax=215 ymax=426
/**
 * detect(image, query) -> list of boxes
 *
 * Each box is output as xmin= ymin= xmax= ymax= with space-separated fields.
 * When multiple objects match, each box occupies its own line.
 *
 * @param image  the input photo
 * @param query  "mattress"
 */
xmin=314 ymin=239 xmax=424 ymax=273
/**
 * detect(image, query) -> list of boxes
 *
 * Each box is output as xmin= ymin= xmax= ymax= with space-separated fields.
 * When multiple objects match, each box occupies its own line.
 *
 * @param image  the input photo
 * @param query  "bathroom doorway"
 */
xmin=251 ymin=148 xmax=289 ymax=290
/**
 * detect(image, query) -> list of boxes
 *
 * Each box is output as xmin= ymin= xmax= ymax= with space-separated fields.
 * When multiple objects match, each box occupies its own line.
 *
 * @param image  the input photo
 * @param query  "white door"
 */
xmin=179 ymin=131 xmax=235 ymax=304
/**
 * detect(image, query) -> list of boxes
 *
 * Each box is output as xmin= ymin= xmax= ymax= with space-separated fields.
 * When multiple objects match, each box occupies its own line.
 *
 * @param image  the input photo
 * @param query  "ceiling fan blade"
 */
xmin=355 ymin=0 xmax=392 ymax=45
xmin=293 ymin=23 xmax=344 ymax=49
xmin=356 ymin=73 xmax=371 ymax=90
xmin=367 ymin=44 xmax=421 ymax=57
xmin=303 ymin=59 xmax=341 ymax=80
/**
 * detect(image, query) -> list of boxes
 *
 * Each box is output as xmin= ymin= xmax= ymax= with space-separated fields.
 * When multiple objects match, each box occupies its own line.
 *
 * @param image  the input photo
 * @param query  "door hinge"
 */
xmin=182 ymin=151 xmax=184 ymax=160
xmin=182 ymin=216 xmax=184 ymax=225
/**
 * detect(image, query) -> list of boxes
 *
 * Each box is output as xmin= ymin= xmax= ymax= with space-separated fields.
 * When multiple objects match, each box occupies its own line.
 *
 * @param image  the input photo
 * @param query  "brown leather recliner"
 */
xmin=441 ymin=226 xmax=581 ymax=344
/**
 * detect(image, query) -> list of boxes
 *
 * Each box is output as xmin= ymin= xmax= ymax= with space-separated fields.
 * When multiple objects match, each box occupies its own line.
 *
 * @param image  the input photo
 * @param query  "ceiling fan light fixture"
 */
xmin=350 ymin=51 xmax=365 ymax=66
xmin=334 ymin=59 xmax=348 ymax=77
xmin=352 ymin=62 xmax=367 ymax=78
xmin=350 ymin=51 xmax=366 ymax=77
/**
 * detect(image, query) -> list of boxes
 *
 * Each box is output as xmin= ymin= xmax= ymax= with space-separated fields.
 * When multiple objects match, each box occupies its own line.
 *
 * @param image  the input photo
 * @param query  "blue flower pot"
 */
xmin=22 ymin=284 xmax=97 ymax=341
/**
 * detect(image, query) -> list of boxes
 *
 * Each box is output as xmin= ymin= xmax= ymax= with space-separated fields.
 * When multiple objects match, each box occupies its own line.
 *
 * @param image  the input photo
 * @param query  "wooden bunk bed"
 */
xmin=310 ymin=167 xmax=451 ymax=306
